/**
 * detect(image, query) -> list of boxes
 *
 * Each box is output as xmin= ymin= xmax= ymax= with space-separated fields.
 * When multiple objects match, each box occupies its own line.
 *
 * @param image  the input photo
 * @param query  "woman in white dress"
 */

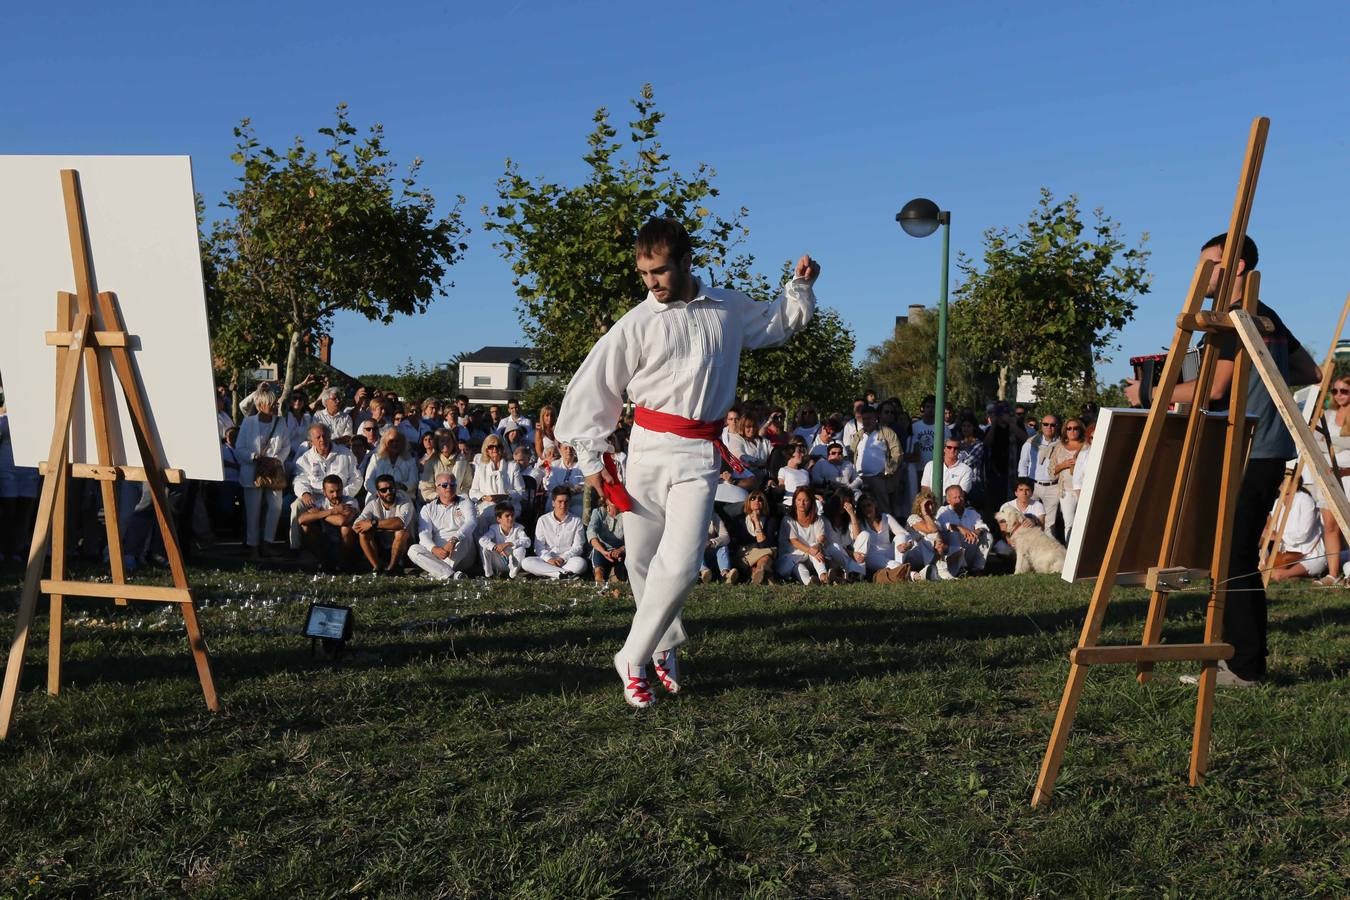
xmin=850 ymin=492 xmax=911 ymax=582
xmin=470 ymin=433 xmax=526 ymax=530
xmin=236 ymin=388 xmax=291 ymax=558
xmin=776 ymin=487 xmax=853 ymax=585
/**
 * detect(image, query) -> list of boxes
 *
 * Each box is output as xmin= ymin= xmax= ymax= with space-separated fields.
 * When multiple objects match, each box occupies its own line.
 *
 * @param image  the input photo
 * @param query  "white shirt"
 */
xmin=478 ymin=521 xmax=530 ymax=553
xmin=998 ymin=498 xmax=1046 ymax=525
xmin=855 ymin=430 xmax=889 ymax=477
xmin=908 ymin=420 xmax=936 ymax=468
xmin=357 ymin=495 xmax=416 ymax=531
xmin=314 ymin=408 xmax=354 ymax=442
xmin=937 ymin=505 xmax=988 ymax=535
xmin=555 ymin=276 xmax=816 ymax=475
xmin=811 ymin=457 xmax=859 ymax=491
xmin=470 ymin=460 xmax=526 ymax=508
xmin=364 ymin=453 xmax=420 ymax=496
xmin=778 ymin=466 xmax=811 ymax=505
xmin=417 ymin=496 xmax=477 ymax=549
xmin=292 ymin=446 xmax=361 ymax=499
xmin=216 ymin=409 xmax=235 ymax=440
xmin=1275 ymin=490 xmax=1322 ymax=557
xmin=792 ymin=424 xmax=821 ymax=444
xmin=1019 ymin=437 xmax=1059 ymax=483
xmin=534 ymin=512 xmax=585 ymax=560
xmin=1071 ymin=444 xmax=1091 ymax=492
xmin=235 ymin=414 xmax=291 ymax=486
xmin=919 ymin=460 xmax=975 ymax=495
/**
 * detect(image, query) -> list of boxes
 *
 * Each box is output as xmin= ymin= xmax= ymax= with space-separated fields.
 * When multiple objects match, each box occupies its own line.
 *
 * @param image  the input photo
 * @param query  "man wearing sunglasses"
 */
xmin=353 ymin=474 xmax=415 ymax=575
xmin=1018 ymin=414 xmax=1063 ymax=540
xmin=408 ymin=473 xmax=476 ymax=580
xmin=1126 ymin=234 xmax=1319 ymax=687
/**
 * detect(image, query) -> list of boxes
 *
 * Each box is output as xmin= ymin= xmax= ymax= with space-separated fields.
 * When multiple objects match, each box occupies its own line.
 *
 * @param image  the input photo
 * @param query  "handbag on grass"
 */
xmin=253 ymin=418 xmax=287 ymax=491
xmin=1270 ymin=550 xmax=1305 ymax=570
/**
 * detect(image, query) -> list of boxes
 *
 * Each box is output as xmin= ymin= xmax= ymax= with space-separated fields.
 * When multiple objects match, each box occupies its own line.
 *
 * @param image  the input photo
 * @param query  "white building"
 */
xmin=456 ymin=346 xmax=552 ymax=404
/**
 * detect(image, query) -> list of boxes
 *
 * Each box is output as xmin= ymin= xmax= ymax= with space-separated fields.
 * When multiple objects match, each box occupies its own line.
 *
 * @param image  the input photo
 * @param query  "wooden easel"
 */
xmin=0 ymin=169 xmax=219 ymax=739
xmin=1257 ymin=292 xmax=1350 ymax=583
xmin=1031 ymin=117 xmax=1269 ymax=808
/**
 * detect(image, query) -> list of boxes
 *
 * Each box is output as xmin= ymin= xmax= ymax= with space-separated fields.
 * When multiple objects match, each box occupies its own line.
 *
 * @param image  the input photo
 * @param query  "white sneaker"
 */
xmin=652 ymin=649 xmax=680 ymax=694
xmin=614 ymin=652 xmax=654 ymax=708
xmin=508 ymin=560 xmax=521 ymax=579
xmin=452 ymin=571 xmax=465 ymax=581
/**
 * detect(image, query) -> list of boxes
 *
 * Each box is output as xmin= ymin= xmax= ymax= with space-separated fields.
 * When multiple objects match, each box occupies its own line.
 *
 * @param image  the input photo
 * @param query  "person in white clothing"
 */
xmin=1267 ymin=484 xmax=1327 ymax=582
xmin=546 ymin=443 xmax=586 ymax=519
xmin=235 ymin=388 xmax=291 ymax=558
xmin=470 ymin=433 xmax=527 ymax=531
xmin=1018 ymin=415 xmax=1062 ymax=538
xmin=556 ymin=217 xmax=818 ymax=708
xmin=849 ymin=493 xmax=911 ymax=582
xmin=313 ymin=386 xmax=355 ymax=445
xmin=288 ymin=423 xmax=361 ymax=550
xmin=907 ymin=488 xmax=961 ymax=580
xmin=363 ymin=430 xmax=419 ymax=499
xmin=775 ymin=443 xmax=812 ymax=507
xmin=810 ymin=442 xmax=859 ymax=495
xmin=522 ymin=488 xmax=587 ymax=579
xmin=407 ymin=472 xmax=477 ymax=579
xmin=479 ymin=502 xmax=530 ymax=578
xmin=295 ymin=474 xmax=359 ymax=570
xmin=215 ymin=391 xmax=235 ymax=441
xmin=998 ymin=478 xmax=1046 ymax=528
xmin=936 ymin=485 xmax=991 ymax=575
xmin=777 ymin=487 xmax=852 ymax=584
xmin=919 ymin=438 xmax=974 ymax=497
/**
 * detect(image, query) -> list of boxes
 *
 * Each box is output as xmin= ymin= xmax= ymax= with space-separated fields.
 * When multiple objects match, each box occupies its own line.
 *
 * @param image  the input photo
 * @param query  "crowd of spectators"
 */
xmin=2 ymin=375 xmax=1344 ymax=587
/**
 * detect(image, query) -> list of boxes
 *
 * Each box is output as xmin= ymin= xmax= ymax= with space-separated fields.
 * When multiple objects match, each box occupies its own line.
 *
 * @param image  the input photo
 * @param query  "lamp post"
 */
xmin=896 ymin=198 xmax=951 ymax=499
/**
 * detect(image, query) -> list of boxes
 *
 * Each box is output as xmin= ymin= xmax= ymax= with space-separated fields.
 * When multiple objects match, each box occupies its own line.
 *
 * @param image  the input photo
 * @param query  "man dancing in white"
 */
xmin=556 ymin=217 xmax=819 ymax=708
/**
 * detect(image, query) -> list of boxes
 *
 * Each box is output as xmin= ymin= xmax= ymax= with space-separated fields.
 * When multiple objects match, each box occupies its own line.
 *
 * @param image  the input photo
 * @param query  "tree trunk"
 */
xmin=997 ymin=364 xmax=1010 ymax=402
xmin=279 ymin=330 xmax=302 ymax=406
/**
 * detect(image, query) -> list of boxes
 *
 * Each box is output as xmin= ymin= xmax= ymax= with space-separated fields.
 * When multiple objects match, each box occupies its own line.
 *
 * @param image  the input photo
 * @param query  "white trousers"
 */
xmin=617 ymin=426 xmax=719 ymax=667
xmin=1034 ymin=482 xmax=1062 ymax=538
xmin=481 ymin=546 xmax=527 ymax=578
xmin=1060 ymin=490 xmax=1078 ymax=540
xmin=242 ymin=486 xmax=283 ymax=547
xmin=408 ymin=540 xmax=475 ymax=578
xmin=288 ymin=496 xmax=311 ymax=549
xmin=521 ymin=555 xmax=587 ymax=578
xmin=775 ymin=542 xmax=859 ymax=582
xmin=951 ymin=529 xmax=991 ymax=574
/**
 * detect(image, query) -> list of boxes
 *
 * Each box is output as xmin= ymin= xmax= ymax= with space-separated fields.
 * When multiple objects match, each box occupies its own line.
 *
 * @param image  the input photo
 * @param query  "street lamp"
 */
xmin=896 ymin=198 xmax=951 ymax=499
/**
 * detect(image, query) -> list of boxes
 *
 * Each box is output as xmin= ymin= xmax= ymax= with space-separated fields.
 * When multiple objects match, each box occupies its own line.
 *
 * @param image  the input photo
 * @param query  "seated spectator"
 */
xmin=420 ymin=430 xmax=465 ymax=502
xmin=774 ymin=442 xmax=812 ymax=507
xmin=353 ymin=474 xmax=415 ymax=574
xmin=283 ymin=390 xmax=314 ymax=467
xmin=364 ymin=429 xmax=418 ymax=499
xmin=822 ymin=492 xmax=867 ymax=581
xmin=907 ymin=488 xmax=961 ymax=581
xmin=407 ymin=471 xmax=476 ymax=580
xmin=850 ymin=492 xmax=911 ymax=583
xmin=936 ymin=485 xmax=991 ymax=576
xmin=998 ymin=478 xmax=1046 ymax=529
xmin=416 ymin=430 xmax=438 ymax=481
xmin=894 ymin=495 xmax=934 ymax=577
xmin=546 ymin=443 xmax=586 ymax=519
xmin=522 ymin=487 xmax=587 ymax=579
xmin=727 ymin=414 xmax=773 ymax=490
xmin=809 ymin=417 xmax=843 ymax=459
xmin=1268 ymin=483 xmax=1327 ymax=583
xmin=721 ymin=406 xmax=741 ymax=446
xmin=777 ymin=488 xmax=852 ymax=585
xmin=811 ymin=442 xmax=860 ymax=496
xmin=349 ymin=434 xmax=372 ymax=477
xmin=296 ymin=473 xmax=358 ymax=571
xmin=289 ymin=422 xmax=361 ymax=553
xmin=792 ymin=405 xmax=821 ymax=445
xmin=313 ymin=386 xmax=354 ymax=445
xmin=479 ymin=501 xmax=530 ymax=579
xmin=699 ymin=509 xmax=738 ymax=584
xmin=588 ymin=497 xmax=627 ymax=583
xmin=470 ymin=433 xmax=527 ymax=530
xmin=729 ymin=489 xmax=776 ymax=584
xmin=920 ymin=437 xmax=975 ymax=497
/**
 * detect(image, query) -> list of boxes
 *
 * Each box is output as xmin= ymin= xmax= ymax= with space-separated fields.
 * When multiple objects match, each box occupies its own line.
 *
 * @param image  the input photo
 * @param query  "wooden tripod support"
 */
xmin=1257 ymin=292 xmax=1350 ymax=584
xmin=0 ymin=169 xmax=219 ymax=739
xmin=1030 ymin=117 xmax=1270 ymax=808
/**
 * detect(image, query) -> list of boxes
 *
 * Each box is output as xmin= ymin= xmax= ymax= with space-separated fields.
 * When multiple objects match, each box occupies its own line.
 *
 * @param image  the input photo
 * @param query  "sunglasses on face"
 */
xmin=436 ymin=482 xmax=454 ymax=489
xmin=1065 ymin=427 xmax=1082 ymax=432
xmin=1041 ymin=422 xmax=1058 ymax=427
xmin=1334 ymin=388 xmax=1350 ymax=395
xmin=376 ymin=487 xmax=395 ymax=494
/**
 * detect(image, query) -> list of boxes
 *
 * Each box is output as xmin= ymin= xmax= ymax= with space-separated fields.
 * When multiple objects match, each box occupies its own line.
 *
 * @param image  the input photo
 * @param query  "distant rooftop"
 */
xmin=459 ymin=346 xmax=535 ymax=365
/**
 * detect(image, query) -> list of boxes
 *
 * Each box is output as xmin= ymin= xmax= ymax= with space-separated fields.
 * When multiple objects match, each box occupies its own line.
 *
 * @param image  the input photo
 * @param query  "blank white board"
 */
xmin=0 ymin=156 xmax=223 ymax=480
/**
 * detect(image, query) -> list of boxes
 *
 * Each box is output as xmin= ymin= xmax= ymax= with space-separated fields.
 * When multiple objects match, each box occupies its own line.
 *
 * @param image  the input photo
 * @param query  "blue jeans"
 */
xmin=703 ymin=544 xmax=732 ymax=574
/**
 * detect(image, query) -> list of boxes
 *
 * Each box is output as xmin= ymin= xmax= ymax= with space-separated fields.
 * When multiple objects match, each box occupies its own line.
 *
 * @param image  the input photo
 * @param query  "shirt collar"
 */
xmin=647 ymin=277 xmax=722 ymax=313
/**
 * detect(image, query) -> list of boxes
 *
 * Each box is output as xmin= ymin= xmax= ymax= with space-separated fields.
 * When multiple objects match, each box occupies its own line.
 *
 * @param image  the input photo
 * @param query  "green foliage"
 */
xmin=951 ymin=188 xmax=1151 ymax=390
xmin=206 ymin=104 xmax=468 ymax=403
xmin=725 ymin=260 xmax=863 ymax=413
xmin=1029 ymin=373 xmax=1125 ymax=420
xmin=483 ymin=84 xmax=750 ymax=380
xmin=357 ymin=357 xmax=459 ymax=402
xmin=861 ymin=307 xmax=990 ymax=413
xmin=520 ymin=377 xmax=566 ymax=416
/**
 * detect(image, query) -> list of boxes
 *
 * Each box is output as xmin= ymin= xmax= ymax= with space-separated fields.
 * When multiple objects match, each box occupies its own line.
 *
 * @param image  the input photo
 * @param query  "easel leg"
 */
xmin=47 ymin=471 xmax=68 ymax=695
xmin=1032 ymin=663 xmax=1090 ymax=807
xmin=179 ymin=602 xmax=219 ymax=711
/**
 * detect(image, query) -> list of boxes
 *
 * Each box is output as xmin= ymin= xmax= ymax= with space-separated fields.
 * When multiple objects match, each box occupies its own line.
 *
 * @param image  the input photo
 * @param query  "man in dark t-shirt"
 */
xmin=1127 ymin=234 xmax=1320 ymax=685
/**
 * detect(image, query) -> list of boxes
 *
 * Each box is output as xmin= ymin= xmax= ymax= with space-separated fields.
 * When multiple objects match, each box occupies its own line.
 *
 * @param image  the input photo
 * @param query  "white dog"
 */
xmin=995 ymin=507 xmax=1067 ymax=575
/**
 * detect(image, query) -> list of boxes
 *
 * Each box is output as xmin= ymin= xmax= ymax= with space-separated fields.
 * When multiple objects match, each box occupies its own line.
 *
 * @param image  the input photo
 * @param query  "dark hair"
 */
xmin=860 ymin=404 xmax=879 ymax=416
xmin=1015 ymin=476 xmax=1035 ymax=490
xmin=322 ymin=474 xmax=343 ymax=489
xmin=921 ymin=395 xmax=935 ymax=407
xmin=635 ymin=217 xmax=692 ymax=262
xmin=827 ymin=442 xmax=843 ymax=453
xmin=494 ymin=501 xmax=515 ymax=518
xmin=1201 ymin=233 xmax=1258 ymax=271
xmin=550 ymin=485 xmax=572 ymax=501
xmin=375 ymin=474 xmax=396 ymax=489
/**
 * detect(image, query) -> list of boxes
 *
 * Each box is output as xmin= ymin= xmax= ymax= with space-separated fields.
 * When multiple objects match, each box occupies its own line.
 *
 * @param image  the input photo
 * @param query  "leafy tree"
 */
xmin=206 ymin=104 xmax=468 ymax=404
xmin=950 ymin=188 xmax=1150 ymax=398
xmin=356 ymin=357 xmax=459 ymax=402
xmin=860 ymin=306 xmax=989 ymax=414
xmin=519 ymin=378 xmax=566 ymax=416
xmin=483 ymin=84 xmax=749 ymax=380
xmin=1030 ymin=373 xmax=1126 ymax=421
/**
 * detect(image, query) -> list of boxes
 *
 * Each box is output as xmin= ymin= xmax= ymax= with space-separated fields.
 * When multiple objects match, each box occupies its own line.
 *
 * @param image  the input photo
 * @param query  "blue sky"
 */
xmin=5 ymin=1 xmax=1348 ymax=387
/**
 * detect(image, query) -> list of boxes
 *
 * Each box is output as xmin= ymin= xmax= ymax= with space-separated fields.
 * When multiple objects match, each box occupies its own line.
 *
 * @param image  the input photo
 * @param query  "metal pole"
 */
xmin=931 ymin=211 xmax=951 ymax=498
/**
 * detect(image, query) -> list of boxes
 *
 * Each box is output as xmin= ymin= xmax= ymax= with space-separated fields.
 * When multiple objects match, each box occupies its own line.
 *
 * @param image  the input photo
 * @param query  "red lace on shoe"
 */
xmin=653 ymin=653 xmax=678 ymax=692
xmin=626 ymin=671 xmax=654 ymax=705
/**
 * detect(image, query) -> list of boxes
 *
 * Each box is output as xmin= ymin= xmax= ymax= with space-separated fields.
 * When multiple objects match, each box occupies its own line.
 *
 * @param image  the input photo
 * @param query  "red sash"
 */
xmin=633 ymin=406 xmax=745 ymax=475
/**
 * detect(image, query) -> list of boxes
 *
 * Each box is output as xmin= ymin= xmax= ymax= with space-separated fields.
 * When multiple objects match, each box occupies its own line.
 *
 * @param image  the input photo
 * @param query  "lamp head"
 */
xmin=897 ymin=197 xmax=944 ymax=238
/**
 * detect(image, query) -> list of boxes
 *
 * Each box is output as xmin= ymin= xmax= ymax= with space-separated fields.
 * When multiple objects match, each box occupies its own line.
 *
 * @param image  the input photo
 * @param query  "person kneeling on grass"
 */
xmin=408 ymin=472 xmax=477 ymax=580
xmin=296 ymin=473 xmax=359 ymax=572
xmin=588 ymin=497 xmax=627 ymax=583
xmin=353 ymin=474 xmax=415 ymax=575
xmin=522 ymin=486 xmax=587 ymax=579
xmin=479 ymin=501 xmax=530 ymax=579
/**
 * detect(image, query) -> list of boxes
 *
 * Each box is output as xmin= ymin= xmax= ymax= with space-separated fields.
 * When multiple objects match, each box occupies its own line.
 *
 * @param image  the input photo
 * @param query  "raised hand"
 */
xmin=794 ymin=255 xmax=821 ymax=284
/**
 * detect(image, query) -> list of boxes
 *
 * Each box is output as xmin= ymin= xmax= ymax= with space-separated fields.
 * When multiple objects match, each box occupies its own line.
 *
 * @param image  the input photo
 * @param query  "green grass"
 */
xmin=0 ymin=563 xmax=1346 ymax=897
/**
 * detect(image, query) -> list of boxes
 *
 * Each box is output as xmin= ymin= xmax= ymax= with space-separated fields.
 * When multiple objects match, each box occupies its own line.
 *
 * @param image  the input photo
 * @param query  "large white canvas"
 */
xmin=0 ymin=156 xmax=223 ymax=480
